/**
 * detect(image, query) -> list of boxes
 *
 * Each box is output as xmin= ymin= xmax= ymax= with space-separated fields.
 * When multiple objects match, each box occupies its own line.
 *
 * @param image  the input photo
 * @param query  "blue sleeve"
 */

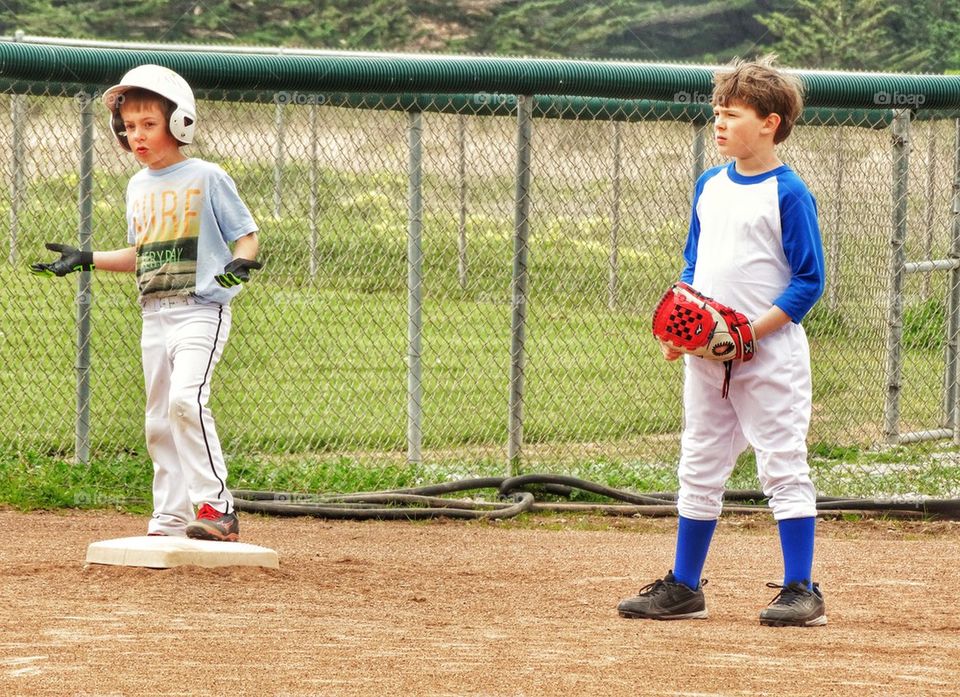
xmin=775 ymin=176 xmax=825 ymax=322
xmin=210 ymin=167 xmax=258 ymax=243
xmin=680 ymin=167 xmax=722 ymax=283
xmin=680 ymin=205 xmax=699 ymax=285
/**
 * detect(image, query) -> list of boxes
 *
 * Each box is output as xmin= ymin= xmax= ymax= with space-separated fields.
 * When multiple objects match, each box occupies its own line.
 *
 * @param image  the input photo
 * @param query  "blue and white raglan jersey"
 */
xmin=125 ymin=158 xmax=258 ymax=306
xmin=680 ymin=162 xmax=825 ymax=323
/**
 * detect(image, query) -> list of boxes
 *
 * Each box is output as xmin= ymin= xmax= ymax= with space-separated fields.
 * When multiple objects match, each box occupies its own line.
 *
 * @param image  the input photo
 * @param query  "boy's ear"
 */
xmin=762 ymin=112 xmax=782 ymax=135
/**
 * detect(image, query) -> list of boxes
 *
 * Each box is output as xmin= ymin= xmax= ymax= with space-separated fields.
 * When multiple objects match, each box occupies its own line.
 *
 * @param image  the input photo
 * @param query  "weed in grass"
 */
xmin=902 ymin=298 xmax=946 ymax=351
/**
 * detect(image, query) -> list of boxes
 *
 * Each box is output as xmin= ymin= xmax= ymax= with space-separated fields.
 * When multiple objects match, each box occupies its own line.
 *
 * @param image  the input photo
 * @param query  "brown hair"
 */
xmin=112 ymin=88 xmax=183 ymax=147
xmin=712 ymin=54 xmax=804 ymax=144
xmin=116 ymin=87 xmax=175 ymax=120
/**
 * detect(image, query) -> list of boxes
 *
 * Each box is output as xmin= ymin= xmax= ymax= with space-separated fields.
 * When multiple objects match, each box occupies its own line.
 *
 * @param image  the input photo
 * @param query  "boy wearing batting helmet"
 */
xmin=618 ymin=55 xmax=827 ymax=626
xmin=32 ymin=65 xmax=260 ymax=542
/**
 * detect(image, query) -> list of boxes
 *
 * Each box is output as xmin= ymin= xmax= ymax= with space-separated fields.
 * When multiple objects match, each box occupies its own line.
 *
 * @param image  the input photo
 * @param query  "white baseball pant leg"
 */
xmin=142 ymin=301 xmax=234 ymax=535
xmin=678 ymin=325 xmax=817 ymax=521
xmin=677 ymin=374 xmax=749 ymax=521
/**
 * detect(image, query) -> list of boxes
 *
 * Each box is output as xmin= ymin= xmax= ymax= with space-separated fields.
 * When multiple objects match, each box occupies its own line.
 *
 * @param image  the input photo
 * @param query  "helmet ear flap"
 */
xmin=169 ymin=106 xmax=196 ymax=145
xmin=110 ymin=109 xmax=131 ymax=151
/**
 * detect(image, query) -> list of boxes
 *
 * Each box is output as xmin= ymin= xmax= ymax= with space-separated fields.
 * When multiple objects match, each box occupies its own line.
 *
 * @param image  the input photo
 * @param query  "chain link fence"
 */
xmin=2 ymin=45 xmax=960 ymax=499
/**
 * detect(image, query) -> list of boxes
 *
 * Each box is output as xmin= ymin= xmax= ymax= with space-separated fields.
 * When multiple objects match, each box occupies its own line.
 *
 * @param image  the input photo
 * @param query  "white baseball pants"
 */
xmin=677 ymin=322 xmax=817 ymax=521
xmin=141 ymin=298 xmax=234 ymax=536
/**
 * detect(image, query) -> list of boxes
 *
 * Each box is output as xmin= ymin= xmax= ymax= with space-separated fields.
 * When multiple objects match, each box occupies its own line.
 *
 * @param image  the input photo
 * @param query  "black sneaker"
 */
xmin=759 ymin=581 xmax=827 ymax=627
xmin=617 ymin=571 xmax=708 ymax=620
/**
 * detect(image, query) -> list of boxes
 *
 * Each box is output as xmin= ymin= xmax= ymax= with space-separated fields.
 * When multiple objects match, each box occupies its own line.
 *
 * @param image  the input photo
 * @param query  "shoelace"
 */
xmin=637 ymin=579 xmax=668 ymax=597
xmin=637 ymin=577 xmax=708 ymax=596
xmin=765 ymin=581 xmax=809 ymax=606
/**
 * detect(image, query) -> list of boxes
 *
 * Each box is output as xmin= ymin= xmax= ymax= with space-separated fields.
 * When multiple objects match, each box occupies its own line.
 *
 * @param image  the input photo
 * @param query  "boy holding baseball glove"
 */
xmin=618 ymin=55 xmax=827 ymax=626
xmin=31 ymin=65 xmax=260 ymax=541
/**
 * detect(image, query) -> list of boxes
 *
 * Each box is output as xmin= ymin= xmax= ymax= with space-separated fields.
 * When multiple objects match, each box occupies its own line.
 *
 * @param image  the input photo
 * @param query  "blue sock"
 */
xmin=672 ymin=516 xmax=717 ymax=590
xmin=777 ymin=516 xmax=816 ymax=588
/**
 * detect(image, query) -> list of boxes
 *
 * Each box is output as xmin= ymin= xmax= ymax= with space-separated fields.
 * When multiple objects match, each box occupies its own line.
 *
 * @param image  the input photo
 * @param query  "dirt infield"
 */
xmin=2 ymin=510 xmax=960 ymax=697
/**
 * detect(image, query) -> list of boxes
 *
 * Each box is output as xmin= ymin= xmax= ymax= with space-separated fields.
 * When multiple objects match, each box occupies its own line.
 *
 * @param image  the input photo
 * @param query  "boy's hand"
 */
xmin=660 ymin=341 xmax=682 ymax=361
xmin=215 ymin=258 xmax=262 ymax=288
xmin=30 ymin=243 xmax=94 ymax=277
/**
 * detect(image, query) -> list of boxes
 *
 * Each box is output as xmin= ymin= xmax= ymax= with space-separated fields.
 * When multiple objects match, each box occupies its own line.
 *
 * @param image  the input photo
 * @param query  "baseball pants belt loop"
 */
xmin=141 ymin=295 xmax=204 ymax=311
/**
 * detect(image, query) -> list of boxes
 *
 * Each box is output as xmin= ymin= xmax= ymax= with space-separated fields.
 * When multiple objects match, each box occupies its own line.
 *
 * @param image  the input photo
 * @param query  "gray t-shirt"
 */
xmin=125 ymin=158 xmax=258 ymax=305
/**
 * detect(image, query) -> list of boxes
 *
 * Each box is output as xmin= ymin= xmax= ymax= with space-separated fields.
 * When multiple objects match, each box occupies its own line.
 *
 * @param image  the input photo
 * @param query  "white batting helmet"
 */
xmin=102 ymin=64 xmax=197 ymax=151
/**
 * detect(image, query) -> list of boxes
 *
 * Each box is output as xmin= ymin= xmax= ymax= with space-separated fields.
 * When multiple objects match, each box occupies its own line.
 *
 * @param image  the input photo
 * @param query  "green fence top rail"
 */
xmin=0 ymin=76 xmax=907 ymax=129
xmin=2 ymin=41 xmax=960 ymax=111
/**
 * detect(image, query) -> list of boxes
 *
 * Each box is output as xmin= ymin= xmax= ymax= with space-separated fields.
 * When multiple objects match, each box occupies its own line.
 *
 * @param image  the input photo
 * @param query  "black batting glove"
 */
xmin=215 ymin=258 xmax=262 ymax=288
xmin=30 ymin=242 xmax=95 ymax=277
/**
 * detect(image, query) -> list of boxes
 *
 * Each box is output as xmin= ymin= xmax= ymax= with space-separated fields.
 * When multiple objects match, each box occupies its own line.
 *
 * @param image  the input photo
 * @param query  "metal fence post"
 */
xmin=273 ymin=99 xmax=286 ymax=219
xmin=8 ymin=29 xmax=25 ymax=265
xmin=457 ymin=114 xmax=469 ymax=290
xmin=923 ymin=121 xmax=937 ymax=300
xmin=309 ymin=102 xmax=319 ymax=277
xmin=947 ymin=119 xmax=960 ymax=442
xmin=407 ymin=110 xmax=424 ymax=464
xmin=828 ymin=127 xmax=845 ymax=311
xmin=691 ymin=121 xmax=707 ymax=183
xmin=608 ymin=120 xmax=622 ymax=310
xmin=75 ymin=91 xmax=95 ymax=464
xmin=883 ymin=109 xmax=912 ymax=443
xmin=507 ymin=95 xmax=533 ymax=473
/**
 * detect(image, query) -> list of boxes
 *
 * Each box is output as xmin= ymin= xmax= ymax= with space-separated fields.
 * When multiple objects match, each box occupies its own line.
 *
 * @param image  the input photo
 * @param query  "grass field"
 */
xmin=2 ymin=105 xmax=959 ymax=507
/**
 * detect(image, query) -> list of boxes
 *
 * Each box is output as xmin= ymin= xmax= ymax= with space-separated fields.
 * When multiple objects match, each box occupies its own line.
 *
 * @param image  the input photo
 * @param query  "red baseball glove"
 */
xmin=651 ymin=282 xmax=757 ymax=396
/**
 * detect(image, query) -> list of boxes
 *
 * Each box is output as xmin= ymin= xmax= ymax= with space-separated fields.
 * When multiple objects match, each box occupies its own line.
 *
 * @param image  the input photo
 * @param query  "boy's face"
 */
xmin=119 ymin=100 xmax=185 ymax=170
xmin=712 ymin=99 xmax=781 ymax=164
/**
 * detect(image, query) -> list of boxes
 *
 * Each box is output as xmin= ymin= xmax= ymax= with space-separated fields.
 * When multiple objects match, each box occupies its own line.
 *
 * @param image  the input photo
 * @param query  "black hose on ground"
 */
xmin=232 ymin=474 xmax=960 ymax=521
xmin=233 ymin=490 xmax=535 ymax=520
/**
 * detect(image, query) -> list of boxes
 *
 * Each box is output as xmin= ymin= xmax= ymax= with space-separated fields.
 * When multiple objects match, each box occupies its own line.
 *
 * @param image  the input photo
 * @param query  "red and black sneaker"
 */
xmin=186 ymin=503 xmax=240 ymax=542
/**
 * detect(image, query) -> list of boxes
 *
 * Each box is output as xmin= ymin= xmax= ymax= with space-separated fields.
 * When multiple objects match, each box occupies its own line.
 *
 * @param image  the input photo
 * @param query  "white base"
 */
xmin=85 ymin=536 xmax=279 ymax=570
